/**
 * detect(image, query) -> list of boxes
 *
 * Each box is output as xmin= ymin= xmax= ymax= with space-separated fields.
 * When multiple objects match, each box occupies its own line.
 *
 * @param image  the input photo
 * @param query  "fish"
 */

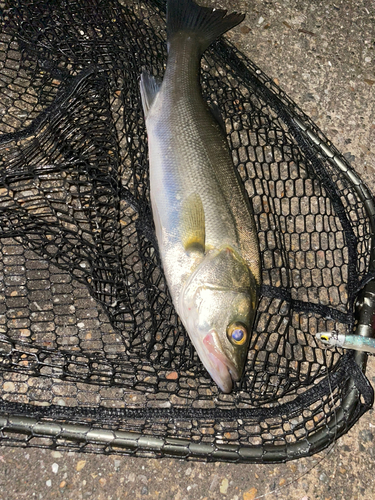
xmin=316 ymin=331 xmax=375 ymax=354
xmin=140 ymin=0 xmax=261 ymax=393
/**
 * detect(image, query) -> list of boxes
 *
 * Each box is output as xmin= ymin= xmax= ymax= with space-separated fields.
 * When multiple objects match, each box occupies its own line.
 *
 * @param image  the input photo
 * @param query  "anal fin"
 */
xmin=140 ymin=70 xmax=161 ymax=117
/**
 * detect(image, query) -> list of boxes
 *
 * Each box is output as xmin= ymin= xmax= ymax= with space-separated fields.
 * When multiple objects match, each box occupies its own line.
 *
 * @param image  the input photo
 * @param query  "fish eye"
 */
xmin=227 ymin=322 xmax=247 ymax=346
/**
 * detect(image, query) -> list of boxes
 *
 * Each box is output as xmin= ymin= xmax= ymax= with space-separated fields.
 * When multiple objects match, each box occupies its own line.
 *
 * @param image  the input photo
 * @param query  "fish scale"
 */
xmin=140 ymin=0 xmax=261 ymax=393
xmin=153 ymin=40 xmax=254 ymax=262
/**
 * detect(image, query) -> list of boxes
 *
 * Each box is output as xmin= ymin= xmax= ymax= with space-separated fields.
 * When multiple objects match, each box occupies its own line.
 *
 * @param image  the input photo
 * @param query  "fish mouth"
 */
xmin=203 ymin=331 xmax=239 ymax=393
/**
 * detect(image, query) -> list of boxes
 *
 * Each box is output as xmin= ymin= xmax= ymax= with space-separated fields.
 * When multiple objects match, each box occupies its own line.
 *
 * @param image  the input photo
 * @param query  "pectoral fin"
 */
xmin=181 ymin=193 xmax=205 ymax=253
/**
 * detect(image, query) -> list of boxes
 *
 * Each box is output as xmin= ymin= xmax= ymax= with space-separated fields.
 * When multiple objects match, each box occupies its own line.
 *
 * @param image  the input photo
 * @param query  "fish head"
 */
xmin=187 ymin=287 xmax=255 ymax=393
xmin=179 ymin=248 xmax=258 ymax=393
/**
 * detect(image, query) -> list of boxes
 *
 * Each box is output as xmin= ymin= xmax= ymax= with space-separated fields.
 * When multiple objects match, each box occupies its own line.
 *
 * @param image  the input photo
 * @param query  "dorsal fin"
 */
xmin=208 ymin=101 xmax=226 ymax=134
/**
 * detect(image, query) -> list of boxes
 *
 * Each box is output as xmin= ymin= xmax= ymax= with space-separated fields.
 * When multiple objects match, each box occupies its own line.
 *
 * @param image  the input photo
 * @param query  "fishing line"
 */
xmin=252 ymin=345 xmax=338 ymax=500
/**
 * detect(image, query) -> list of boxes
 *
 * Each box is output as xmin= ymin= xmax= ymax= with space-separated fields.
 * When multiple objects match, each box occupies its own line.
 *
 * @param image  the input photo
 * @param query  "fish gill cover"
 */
xmin=0 ymin=0 xmax=374 ymax=462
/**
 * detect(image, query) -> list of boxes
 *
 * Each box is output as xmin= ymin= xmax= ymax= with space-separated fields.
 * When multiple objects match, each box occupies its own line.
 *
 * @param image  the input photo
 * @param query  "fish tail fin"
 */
xmin=167 ymin=0 xmax=245 ymax=53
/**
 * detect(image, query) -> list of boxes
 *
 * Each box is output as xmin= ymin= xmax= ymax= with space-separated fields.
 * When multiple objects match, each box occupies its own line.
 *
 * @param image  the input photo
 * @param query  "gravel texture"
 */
xmin=1 ymin=0 xmax=375 ymax=499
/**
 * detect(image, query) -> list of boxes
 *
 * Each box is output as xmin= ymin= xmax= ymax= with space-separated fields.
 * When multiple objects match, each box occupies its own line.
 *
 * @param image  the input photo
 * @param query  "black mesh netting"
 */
xmin=0 ymin=0 xmax=374 ymax=462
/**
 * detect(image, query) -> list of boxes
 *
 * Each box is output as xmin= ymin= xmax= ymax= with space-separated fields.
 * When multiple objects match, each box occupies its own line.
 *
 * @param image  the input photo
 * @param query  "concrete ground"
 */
xmin=1 ymin=0 xmax=375 ymax=499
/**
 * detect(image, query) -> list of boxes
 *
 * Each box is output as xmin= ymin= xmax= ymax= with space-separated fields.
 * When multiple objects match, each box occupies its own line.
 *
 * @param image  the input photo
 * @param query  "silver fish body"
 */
xmin=140 ymin=0 xmax=261 ymax=392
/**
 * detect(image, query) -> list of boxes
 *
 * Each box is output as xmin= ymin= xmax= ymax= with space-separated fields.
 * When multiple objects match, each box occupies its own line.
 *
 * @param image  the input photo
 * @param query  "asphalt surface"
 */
xmin=1 ymin=0 xmax=375 ymax=499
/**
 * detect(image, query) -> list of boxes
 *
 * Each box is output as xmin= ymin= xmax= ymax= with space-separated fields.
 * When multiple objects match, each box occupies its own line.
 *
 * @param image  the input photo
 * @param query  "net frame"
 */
xmin=0 ymin=0 xmax=374 ymax=463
